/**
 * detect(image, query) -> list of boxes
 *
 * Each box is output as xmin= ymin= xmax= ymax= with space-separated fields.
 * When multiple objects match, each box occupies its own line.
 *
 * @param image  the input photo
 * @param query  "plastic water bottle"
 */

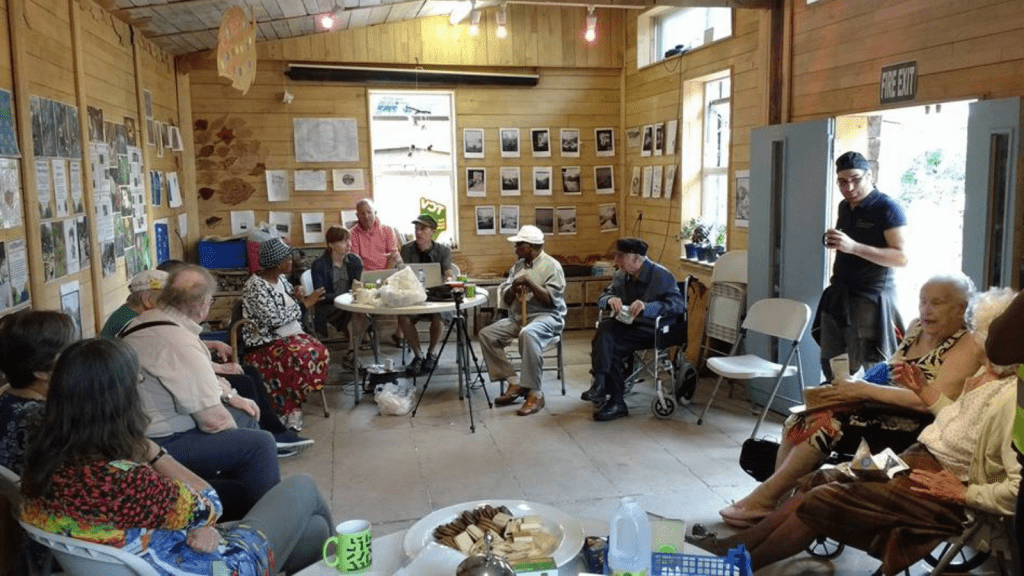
xmin=417 ymin=268 xmax=426 ymax=285
xmin=608 ymin=497 xmax=651 ymax=576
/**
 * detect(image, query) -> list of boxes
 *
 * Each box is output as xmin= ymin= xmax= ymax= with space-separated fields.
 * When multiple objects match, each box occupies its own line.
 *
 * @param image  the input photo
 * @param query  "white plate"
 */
xmin=403 ymin=499 xmax=586 ymax=567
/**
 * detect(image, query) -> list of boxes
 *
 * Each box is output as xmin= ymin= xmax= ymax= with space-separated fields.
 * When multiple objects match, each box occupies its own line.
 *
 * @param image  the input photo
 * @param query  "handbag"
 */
xmin=739 ymin=437 xmax=780 ymax=482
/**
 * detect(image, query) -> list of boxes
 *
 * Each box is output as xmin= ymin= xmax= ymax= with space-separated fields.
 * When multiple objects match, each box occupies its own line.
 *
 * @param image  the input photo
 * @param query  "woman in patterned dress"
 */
xmin=721 ymin=273 xmax=982 ymax=527
xmin=242 ymin=238 xmax=329 ymax=431
xmin=20 ymin=338 xmax=333 ymax=576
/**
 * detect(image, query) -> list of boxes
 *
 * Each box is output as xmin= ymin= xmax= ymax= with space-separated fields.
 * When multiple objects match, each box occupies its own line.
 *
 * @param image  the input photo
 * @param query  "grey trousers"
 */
xmin=478 ymin=315 xmax=562 ymax=391
xmin=818 ymin=295 xmax=887 ymax=381
xmin=238 ymin=474 xmax=334 ymax=575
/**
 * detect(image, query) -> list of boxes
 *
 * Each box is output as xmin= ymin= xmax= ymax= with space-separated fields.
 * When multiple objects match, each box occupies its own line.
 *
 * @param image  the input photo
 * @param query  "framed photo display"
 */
xmin=500 ymin=166 xmax=521 ymax=196
xmin=533 ymin=167 xmax=552 ymax=195
xmin=476 ymin=205 xmax=496 ymax=235
xmin=561 ymin=166 xmax=581 ymax=195
xmin=531 ymin=128 xmax=551 ymax=157
xmin=463 ymin=128 xmax=484 ymax=158
xmin=560 ymin=128 xmax=580 ymax=158
xmin=594 ymin=165 xmax=614 ymax=194
xmin=500 ymin=128 xmax=520 ymax=158
xmin=595 ymin=128 xmax=615 ymax=157
xmin=466 ymin=168 xmax=486 ymax=197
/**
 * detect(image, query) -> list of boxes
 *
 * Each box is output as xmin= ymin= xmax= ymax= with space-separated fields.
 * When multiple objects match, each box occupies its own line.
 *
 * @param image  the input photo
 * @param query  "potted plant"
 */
xmin=709 ymin=224 xmax=727 ymax=262
xmin=681 ymin=218 xmax=700 ymax=259
xmin=692 ymin=220 xmax=712 ymax=262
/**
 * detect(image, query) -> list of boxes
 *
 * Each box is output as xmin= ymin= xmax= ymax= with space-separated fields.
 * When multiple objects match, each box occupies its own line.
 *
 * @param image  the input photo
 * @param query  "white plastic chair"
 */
xmin=1 ymin=464 xmax=54 ymax=575
xmin=300 ymin=268 xmax=314 ymax=294
xmin=700 ymin=250 xmax=748 ymax=362
xmin=696 ymin=297 xmax=812 ymax=438
xmin=19 ymin=521 xmax=158 ymax=576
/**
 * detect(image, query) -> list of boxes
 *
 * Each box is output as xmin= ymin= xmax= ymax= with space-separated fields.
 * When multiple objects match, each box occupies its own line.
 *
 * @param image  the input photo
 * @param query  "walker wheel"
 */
xmin=924 ymin=542 xmax=990 ymax=573
xmin=652 ymin=397 xmax=675 ymax=418
xmin=805 ymin=536 xmax=844 ymax=559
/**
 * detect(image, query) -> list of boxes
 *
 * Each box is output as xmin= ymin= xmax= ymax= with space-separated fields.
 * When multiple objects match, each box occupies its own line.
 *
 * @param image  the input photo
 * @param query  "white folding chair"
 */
xmin=696 ymin=297 xmax=812 ymax=438
xmin=2 ymin=464 xmax=55 ymax=576
xmin=19 ymin=521 xmax=158 ymax=576
xmin=699 ymin=250 xmax=747 ymax=363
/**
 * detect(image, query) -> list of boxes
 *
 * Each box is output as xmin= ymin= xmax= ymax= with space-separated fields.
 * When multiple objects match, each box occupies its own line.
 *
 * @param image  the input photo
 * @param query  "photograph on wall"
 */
xmin=42 ymin=99 xmax=59 ymax=157
xmin=560 ymin=129 xmax=580 ymax=158
xmin=653 ymin=123 xmax=664 ymax=156
xmin=40 ymin=222 xmax=55 ymax=281
xmin=7 ymin=239 xmax=29 ymax=305
xmin=167 ymin=172 xmax=182 ymax=208
xmin=101 ymin=240 xmax=116 ymax=278
xmin=34 ymin=159 xmax=52 ymax=218
xmin=530 ymin=128 xmax=551 ymax=157
xmin=0 ymin=242 xmax=10 ymax=311
xmin=114 ymin=213 xmax=128 ymax=258
xmin=294 ymin=169 xmax=327 ymax=191
xmin=651 ymin=165 xmax=664 ymax=198
xmin=54 ymin=101 xmax=70 ymax=159
xmin=52 ymin=159 xmax=69 ymax=217
xmin=561 ymin=166 xmax=581 ymax=195
xmin=599 ymin=203 xmax=618 ymax=232
xmin=499 ymin=205 xmax=520 ymax=235
xmin=556 ymin=206 xmax=577 ymax=235
xmin=595 ymin=128 xmax=615 ymax=157
xmin=302 ymin=212 xmax=325 ymax=244
xmin=68 ymin=106 xmax=81 ymax=159
xmin=114 ymin=123 xmax=128 ymax=156
xmin=29 ymin=97 xmax=44 ymax=157
xmin=269 ymin=211 xmax=293 ymax=243
xmin=87 ymin=106 xmax=103 ymax=143
xmin=665 ymin=120 xmax=678 ymax=155
xmin=143 ymin=89 xmax=153 ymax=119
xmin=626 ymin=126 xmax=642 ymax=149
xmin=266 ymin=170 xmax=289 ymax=202
xmin=177 ymin=213 xmax=188 ymax=242
xmin=466 ymin=168 xmax=486 ymax=197
xmin=499 ymin=167 xmax=521 ymax=196
xmin=293 ymin=118 xmax=359 ymax=163
xmin=69 ymin=161 xmax=84 ymax=214
xmin=160 ymin=123 xmax=170 ymax=150
xmin=0 ymin=159 xmax=22 ymax=228
xmin=155 ymin=121 xmax=164 ymax=157
xmin=595 ymin=165 xmax=614 ymax=195
xmin=532 ymin=167 xmax=552 ymax=196
xmin=629 ymin=166 xmax=641 ymax=197
xmin=463 ymin=128 xmax=484 ymax=159
xmin=169 ymin=125 xmax=183 ymax=151
xmin=475 ymin=205 xmax=496 ymax=235
xmin=332 ymin=169 xmax=365 ymax=191
xmin=500 ymin=128 xmax=520 ymax=158
xmin=664 ymin=164 xmax=678 ymax=200
xmin=51 ymin=220 xmax=67 ymax=278
xmin=641 ymin=166 xmax=653 ymax=198
xmin=0 ymin=90 xmax=19 ymax=157
xmin=150 ymin=170 xmax=162 ymax=206
xmin=641 ymin=125 xmax=653 ymax=157
xmin=231 ymin=210 xmax=256 ymax=235
xmin=65 ymin=219 xmax=79 ymax=275
xmin=59 ymin=280 xmax=82 ymax=340
xmin=76 ymin=216 xmax=90 ymax=269
xmin=120 ymin=186 xmax=133 ymax=217
xmin=124 ymin=117 xmax=137 ymax=147
xmin=535 ymin=207 xmax=554 ymax=235
xmin=340 ymin=209 xmax=357 ymax=229
xmin=735 ymin=169 xmax=750 ymax=228
xmin=154 ymin=220 xmax=169 ymax=265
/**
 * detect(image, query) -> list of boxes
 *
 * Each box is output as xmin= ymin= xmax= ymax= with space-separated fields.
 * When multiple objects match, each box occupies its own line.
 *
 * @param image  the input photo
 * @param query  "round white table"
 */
xmin=297 ymin=517 xmax=607 ymax=576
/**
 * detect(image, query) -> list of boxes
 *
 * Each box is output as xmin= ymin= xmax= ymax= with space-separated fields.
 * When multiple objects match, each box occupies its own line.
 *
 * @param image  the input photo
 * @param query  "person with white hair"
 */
xmin=349 ymin=198 xmax=401 ymax=271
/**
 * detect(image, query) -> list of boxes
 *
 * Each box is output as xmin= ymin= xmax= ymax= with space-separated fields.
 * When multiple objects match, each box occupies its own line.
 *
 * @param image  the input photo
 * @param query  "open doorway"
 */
xmin=833 ymin=101 xmax=973 ymax=322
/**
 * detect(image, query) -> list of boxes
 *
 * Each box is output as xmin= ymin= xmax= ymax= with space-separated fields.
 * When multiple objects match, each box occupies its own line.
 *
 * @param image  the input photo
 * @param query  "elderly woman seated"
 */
xmin=20 ymin=338 xmax=333 ymax=576
xmin=692 ymin=287 xmax=1020 ymax=576
xmin=722 ymin=273 xmax=982 ymax=526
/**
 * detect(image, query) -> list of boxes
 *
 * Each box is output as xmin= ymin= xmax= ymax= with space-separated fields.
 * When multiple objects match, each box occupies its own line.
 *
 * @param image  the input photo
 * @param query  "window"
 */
xmin=368 ymin=91 xmax=458 ymax=247
xmin=702 ymin=77 xmax=730 ymax=226
xmin=638 ymin=7 xmax=732 ymax=67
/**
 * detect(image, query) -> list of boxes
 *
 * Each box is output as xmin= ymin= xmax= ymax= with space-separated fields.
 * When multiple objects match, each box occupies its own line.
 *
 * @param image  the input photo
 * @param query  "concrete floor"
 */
xmin=281 ymin=328 xmax=1004 ymax=575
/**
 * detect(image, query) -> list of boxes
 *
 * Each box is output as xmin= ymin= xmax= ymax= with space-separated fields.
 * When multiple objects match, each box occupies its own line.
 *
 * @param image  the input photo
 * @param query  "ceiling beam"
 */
xmin=508 ymin=0 xmax=775 ymax=7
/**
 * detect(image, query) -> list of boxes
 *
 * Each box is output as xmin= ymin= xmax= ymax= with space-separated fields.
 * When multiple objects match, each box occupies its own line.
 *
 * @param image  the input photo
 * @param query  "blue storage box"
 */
xmin=199 ymin=239 xmax=247 ymax=269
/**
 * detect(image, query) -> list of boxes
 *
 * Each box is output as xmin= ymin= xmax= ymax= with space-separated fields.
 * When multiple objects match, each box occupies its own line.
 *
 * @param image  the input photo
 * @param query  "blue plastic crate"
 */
xmin=650 ymin=546 xmax=752 ymax=576
xmin=198 ymin=239 xmax=247 ymax=269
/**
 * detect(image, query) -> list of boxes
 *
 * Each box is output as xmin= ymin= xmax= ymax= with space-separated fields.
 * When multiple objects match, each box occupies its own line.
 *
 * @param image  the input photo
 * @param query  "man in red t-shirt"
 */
xmin=349 ymin=198 xmax=401 ymax=271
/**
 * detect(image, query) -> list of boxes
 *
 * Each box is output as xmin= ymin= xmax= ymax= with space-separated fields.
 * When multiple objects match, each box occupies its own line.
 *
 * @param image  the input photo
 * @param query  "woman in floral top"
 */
xmin=20 ymin=338 xmax=333 ymax=576
xmin=242 ymin=237 xmax=329 ymax=431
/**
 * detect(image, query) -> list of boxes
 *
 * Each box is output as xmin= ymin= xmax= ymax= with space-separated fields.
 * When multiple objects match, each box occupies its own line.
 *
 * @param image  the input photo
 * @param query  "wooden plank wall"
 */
xmin=0 ymin=0 xmax=184 ymax=331
xmin=621 ymin=9 xmax=767 ymax=282
xmin=187 ymin=9 xmax=626 ymax=277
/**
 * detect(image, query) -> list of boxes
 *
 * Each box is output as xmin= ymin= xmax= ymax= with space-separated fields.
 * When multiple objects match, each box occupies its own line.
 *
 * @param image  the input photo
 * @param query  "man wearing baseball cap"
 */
xmin=398 ymin=214 xmax=455 ymax=376
xmin=479 ymin=225 xmax=567 ymax=416
xmin=100 ymin=269 xmax=169 ymax=337
xmin=584 ymin=237 xmax=685 ymax=421
xmin=816 ymin=151 xmax=907 ymax=379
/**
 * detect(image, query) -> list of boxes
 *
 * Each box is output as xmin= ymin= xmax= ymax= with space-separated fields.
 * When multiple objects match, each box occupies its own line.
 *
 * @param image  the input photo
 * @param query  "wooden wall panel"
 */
xmin=621 ymin=9 xmax=764 ymax=279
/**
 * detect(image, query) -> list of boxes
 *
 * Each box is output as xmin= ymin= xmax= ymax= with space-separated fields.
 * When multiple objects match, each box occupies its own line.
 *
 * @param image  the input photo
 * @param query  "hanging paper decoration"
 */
xmin=217 ymin=7 xmax=257 ymax=95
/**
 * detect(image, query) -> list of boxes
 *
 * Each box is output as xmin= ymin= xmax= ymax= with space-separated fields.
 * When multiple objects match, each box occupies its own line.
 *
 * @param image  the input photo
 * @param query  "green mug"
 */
xmin=464 ymin=284 xmax=477 ymax=298
xmin=322 ymin=519 xmax=372 ymax=572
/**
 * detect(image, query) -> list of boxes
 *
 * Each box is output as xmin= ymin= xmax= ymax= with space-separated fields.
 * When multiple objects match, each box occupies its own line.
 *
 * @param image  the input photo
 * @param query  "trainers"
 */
xmin=406 ymin=356 xmax=423 ymax=377
xmin=420 ymin=354 xmax=437 ymax=375
xmin=282 ymin=409 xmax=304 ymax=432
xmin=275 ymin=430 xmax=314 ymax=451
xmin=277 ymin=447 xmax=299 ymax=458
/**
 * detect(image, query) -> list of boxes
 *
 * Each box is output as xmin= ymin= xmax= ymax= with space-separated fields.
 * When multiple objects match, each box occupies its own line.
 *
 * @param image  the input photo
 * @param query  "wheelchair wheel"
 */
xmin=805 ymin=536 xmax=844 ymax=560
xmin=651 ymin=396 xmax=675 ymax=418
xmin=924 ymin=542 xmax=990 ymax=573
xmin=673 ymin=355 xmax=698 ymax=405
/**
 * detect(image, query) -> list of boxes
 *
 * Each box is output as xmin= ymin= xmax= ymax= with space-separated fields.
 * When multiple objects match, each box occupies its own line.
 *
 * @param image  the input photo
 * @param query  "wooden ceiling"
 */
xmin=99 ymin=0 xmax=774 ymax=55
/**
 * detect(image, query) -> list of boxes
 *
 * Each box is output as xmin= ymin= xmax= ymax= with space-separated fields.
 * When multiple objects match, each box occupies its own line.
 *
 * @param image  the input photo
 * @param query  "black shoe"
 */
xmin=406 ymin=356 xmax=423 ymax=377
xmin=580 ymin=381 xmax=606 ymax=403
xmin=594 ymin=401 xmax=629 ymax=421
xmin=420 ymin=354 xmax=437 ymax=375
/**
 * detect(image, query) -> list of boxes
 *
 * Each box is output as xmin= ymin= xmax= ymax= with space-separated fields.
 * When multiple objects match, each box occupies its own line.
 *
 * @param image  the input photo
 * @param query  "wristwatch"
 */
xmin=222 ymin=389 xmax=235 ymax=403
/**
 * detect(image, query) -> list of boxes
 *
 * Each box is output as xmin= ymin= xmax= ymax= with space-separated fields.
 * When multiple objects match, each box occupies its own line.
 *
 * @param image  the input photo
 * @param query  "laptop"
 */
xmin=360 ymin=268 xmax=397 ymax=286
xmin=405 ymin=262 xmax=444 ymax=287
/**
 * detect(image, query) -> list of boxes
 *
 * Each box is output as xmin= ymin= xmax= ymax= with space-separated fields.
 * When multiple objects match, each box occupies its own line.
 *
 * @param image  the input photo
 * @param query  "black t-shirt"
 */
xmin=831 ymin=189 xmax=907 ymax=293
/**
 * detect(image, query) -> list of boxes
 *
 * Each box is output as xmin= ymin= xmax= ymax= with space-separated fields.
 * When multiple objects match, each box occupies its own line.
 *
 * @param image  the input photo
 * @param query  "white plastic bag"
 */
xmin=378 ymin=267 xmax=427 ymax=307
xmin=375 ymin=381 xmax=415 ymax=416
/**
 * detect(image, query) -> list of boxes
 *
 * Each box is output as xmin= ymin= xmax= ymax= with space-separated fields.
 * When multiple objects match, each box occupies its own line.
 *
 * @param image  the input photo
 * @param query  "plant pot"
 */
xmin=706 ymin=249 xmax=720 ymax=263
xmin=715 ymin=245 xmax=726 ymax=255
xmin=684 ymin=243 xmax=698 ymax=259
xmin=697 ymin=245 xmax=712 ymax=262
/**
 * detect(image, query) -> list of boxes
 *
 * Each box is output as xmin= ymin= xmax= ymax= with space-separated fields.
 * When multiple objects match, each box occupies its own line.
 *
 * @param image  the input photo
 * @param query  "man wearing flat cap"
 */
xmin=480 ymin=225 xmax=567 ymax=416
xmin=584 ymin=238 xmax=686 ymax=421
xmin=398 ymin=214 xmax=454 ymax=376
xmin=815 ymin=151 xmax=907 ymax=380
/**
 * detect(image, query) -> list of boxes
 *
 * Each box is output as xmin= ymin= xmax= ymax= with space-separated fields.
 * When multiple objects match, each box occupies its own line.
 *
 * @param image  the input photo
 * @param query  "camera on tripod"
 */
xmin=451 ymin=286 xmax=465 ymax=304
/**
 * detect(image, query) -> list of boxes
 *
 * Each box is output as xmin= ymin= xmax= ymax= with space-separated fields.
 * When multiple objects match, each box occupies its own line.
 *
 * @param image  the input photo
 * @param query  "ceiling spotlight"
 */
xmin=469 ymin=9 xmax=481 ymax=36
xmin=584 ymin=7 xmax=597 ymax=43
xmin=496 ymin=5 xmax=508 ymax=39
xmin=320 ymin=10 xmax=337 ymax=29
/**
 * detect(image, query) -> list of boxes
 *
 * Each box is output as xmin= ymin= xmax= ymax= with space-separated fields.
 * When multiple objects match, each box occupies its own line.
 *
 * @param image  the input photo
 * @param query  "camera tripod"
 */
xmin=410 ymin=288 xmax=492 ymax=432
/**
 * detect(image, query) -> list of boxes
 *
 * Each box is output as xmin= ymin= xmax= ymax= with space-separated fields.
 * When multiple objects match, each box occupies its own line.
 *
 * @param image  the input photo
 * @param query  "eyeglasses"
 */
xmin=837 ymin=174 xmax=864 ymax=188
xmin=514 ymin=242 xmax=529 ymax=248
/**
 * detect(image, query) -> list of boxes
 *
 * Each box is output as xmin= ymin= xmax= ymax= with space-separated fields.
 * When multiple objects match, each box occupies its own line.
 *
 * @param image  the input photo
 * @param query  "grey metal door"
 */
xmin=962 ymin=97 xmax=1020 ymax=290
xmin=747 ymin=119 xmax=834 ymax=413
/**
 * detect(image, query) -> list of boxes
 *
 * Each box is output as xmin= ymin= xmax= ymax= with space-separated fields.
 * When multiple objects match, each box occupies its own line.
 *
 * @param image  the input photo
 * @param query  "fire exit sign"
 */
xmin=879 ymin=61 xmax=917 ymax=104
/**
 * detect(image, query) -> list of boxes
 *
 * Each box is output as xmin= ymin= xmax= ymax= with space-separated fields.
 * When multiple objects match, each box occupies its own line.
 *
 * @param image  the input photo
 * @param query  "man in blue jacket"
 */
xmin=585 ymin=238 xmax=685 ymax=421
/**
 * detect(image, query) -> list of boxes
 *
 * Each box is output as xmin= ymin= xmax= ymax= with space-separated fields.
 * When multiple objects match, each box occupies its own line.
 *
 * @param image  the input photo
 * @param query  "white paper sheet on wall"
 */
xmin=231 ymin=210 xmax=255 ymax=235
xmin=301 ymin=212 xmax=325 ymax=244
xmin=177 ymin=213 xmax=188 ymax=240
xmin=167 ymin=172 xmax=182 ymax=208
xmin=269 ymin=211 xmax=292 ymax=242
xmin=294 ymin=169 xmax=327 ymax=191
xmin=266 ymin=170 xmax=289 ymax=202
